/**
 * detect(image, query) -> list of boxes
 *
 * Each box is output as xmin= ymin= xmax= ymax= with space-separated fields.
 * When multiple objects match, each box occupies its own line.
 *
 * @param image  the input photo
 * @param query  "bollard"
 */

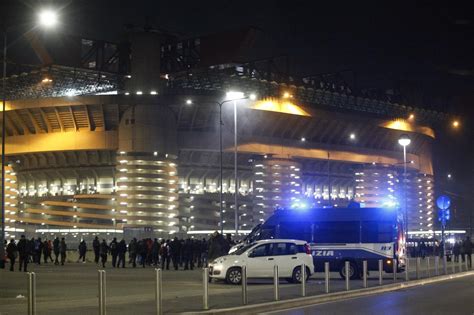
xmin=301 ymin=264 xmax=306 ymax=297
xmin=98 ymin=270 xmax=106 ymax=315
xmin=203 ymin=268 xmax=209 ymax=310
xmin=363 ymin=260 xmax=368 ymax=288
xmin=393 ymin=259 xmax=397 ymax=282
xmin=443 ymin=255 xmax=447 ymax=275
xmin=155 ymin=268 xmax=162 ymax=315
xmin=273 ymin=265 xmax=279 ymax=301
xmin=459 ymin=255 xmax=463 ymax=272
xmin=324 ymin=262 xmax=330 ymax=293
xmin=465 ymin=255 xmax=469 ymax=271
xmin=241 ymin=266 xmax=248 ymax=305
xmin=426 ymin=257 xmax=430 ymax=278
xmin=472 ymin=254 xmax=474 ymax=270
xmin=434 ymin=256 xmax=439 ymax=276
xmin=378 ymin=259 xmax=383 ymax=285
xmin=345 ymin=261 xmax=350 ymax=291
xmin=451 ymin=256 xmax=455 ymax=274
xmin=416 ymin=257 xmax=420 ymax=279
xmin=27 ymin=272 xmax=36 ymax=315
xmin=405 ymin=258 xmax=409 ymax=281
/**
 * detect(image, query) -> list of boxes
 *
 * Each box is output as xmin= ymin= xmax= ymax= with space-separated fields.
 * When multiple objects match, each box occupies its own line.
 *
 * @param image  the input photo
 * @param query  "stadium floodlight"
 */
xmin=38 ymin=9 xmax=59 ymax=28
xmin=225 ymin=91 xmax=245 ymax=100
xmin=398 ymin=134 xmax=411 ymax=147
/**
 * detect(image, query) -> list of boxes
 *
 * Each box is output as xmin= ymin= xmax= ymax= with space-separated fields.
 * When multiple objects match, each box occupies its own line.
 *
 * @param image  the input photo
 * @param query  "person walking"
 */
xmin=453 ymin=242 xmax=460 ymax=262
xmin=93 ymin=236 xmax=100 ymax=265
xmin=117 ymin=239 xmax=127 ymax=268
xmin=53 ymin=237 xmax=60 ymax=265
xmin=128 ymin=238 xmax=137 ymax=268
xmin=110 ymin=237 xmax=118 ymax=267
xmin=200 ymin=238 xmax=208 ymax=267
xmin=34 ymin=237 xmax=43 ymax=265
xmin=138 ymin=239 xmax=147 ymax=268
xmin=463 ymin=236 xmax=473 ymax=268
xmin=60 ymin=238 xmax=67 ymax=265
xmin=99 ymin=239 xmax=109 ymax=268
xmin=6 ymin=239 xmax=18 ymax=272
xmin=78 ymin=240 xmax=87 ymax=263
xmin=17 ymin=235 xmax=29 ymax=272
xmin=47 ymin=239 xmax=54 ymax=262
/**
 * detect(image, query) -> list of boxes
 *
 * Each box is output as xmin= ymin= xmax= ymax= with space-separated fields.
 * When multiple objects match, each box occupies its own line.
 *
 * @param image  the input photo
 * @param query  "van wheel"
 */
xmin=339 ymin=261 xmax=359 ymax=280
xmin=225 ymin=267 xmax=242 ymax=285
xmin=292 ymin=266 xmax=310 ymax=283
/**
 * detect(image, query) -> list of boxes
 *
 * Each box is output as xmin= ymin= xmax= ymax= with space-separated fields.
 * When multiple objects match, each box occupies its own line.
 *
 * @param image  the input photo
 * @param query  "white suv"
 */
xmin=209 ymin=239 xmax=314 ymax=284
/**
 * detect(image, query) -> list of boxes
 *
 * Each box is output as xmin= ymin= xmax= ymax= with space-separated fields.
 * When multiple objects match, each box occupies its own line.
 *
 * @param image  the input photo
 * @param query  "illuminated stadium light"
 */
xmin=350 ymin=133 xmax=356 ymax=140
xmin=186 ymin=99 xmax=193 ymax=105
xmin=225 ymin=91 xmax=245 ymax=100
xmin=150 ymin=91 xmax=157 ymax=95
xmin=249 ymin=93 xmax=257 ymax=100
xmin=398 ymin=134 xmax=411 ymax=147
xmin=38 ymin=9 xmax=58 ymax=28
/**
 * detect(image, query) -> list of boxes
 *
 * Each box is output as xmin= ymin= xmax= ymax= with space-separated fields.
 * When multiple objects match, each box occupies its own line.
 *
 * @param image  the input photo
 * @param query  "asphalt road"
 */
xmin=0 ymin=256 xmax=470 ymax=314
xmin=266 ymin=275 xmax=474 ymax=315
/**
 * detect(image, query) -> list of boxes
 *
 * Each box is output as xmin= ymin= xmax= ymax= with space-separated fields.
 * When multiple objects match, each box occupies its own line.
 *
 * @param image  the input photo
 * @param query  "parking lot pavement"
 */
xmin=0 ymin=257 xmax=466 ymax=314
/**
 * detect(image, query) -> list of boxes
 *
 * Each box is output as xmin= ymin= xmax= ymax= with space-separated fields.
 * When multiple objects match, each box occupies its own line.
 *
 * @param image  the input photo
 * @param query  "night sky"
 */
xmin=2 ymin=0 xmax=473 ymax=227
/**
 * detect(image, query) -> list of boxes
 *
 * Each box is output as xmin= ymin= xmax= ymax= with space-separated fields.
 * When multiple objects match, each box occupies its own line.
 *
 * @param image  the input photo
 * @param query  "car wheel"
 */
xmin=292 ymin=266 xmax=310 ymax=283
xmin=226 ymin=267 xmax=242 ymax=285
xmin=339 ymin=261 xmax=359 ymax=280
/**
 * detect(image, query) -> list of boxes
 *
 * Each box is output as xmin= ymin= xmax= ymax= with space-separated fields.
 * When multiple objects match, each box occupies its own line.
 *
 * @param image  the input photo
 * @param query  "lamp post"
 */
xmin=1 ymin=8 xmax=58 ymax=268
xmin=217 ymin=92 xmax=255 ymax=236
xmin=398 ymin=134 xmax=411 ymax=243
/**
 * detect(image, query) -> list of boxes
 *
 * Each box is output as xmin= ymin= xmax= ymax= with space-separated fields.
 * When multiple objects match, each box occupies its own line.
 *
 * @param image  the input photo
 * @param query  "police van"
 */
xmin=231 ymin=205 xmax=406 ymax=279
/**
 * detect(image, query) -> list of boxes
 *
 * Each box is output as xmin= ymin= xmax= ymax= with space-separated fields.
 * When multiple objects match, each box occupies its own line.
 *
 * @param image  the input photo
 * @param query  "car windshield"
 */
xmin=232 ymin=243 xmax=255 ymax=255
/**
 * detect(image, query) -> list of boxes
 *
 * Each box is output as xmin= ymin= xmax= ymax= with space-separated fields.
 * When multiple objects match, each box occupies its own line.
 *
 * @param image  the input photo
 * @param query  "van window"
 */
xmin=278 ymin=222 xmax=312 ymax=241
xmin=361 ymin=221 xmax=393 ymax=243
xmin=314 ymin=221 xmax=360 ymax=243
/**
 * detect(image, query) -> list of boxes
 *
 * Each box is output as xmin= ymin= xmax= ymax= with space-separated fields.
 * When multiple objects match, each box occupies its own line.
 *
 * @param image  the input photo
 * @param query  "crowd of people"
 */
xmin=4 ymin=231 xmax=234 ymax=272
xmin=453 ymin=237 xmax=473 ymax=265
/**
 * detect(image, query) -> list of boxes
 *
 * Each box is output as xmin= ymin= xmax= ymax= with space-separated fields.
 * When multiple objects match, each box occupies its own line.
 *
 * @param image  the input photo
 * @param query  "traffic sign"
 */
xmin=436 ymin=195 xmax=451 ymax=210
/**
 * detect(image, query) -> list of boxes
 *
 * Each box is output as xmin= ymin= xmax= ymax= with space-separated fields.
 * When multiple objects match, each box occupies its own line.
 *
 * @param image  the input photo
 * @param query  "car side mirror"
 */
xmin=248 ymin=251 xmax=255 ymax=258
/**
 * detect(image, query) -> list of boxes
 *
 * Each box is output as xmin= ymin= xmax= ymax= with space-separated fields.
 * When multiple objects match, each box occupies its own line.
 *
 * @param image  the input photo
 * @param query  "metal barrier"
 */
xmin=27 ymin=272 xmax=36 ymax=315
xmin=301 ymin=264 xmax=306 ymax=297
xmin=363 ymin=260 xmax=368 ymax=288
xmin=98 ymin=270 xmax=106 ymax=315
xmin=345 ymin=261 xmax=350 ymax=291
xmin=155 ymin=268 xmax=163 ymax=315
xmin=435 ymin=256 xmax=439 ymax=276
xmin=273 ymin=265 xmax=279 ymax=301
xmin=393 ymin=259 xmax=397 ymax=281
xmin=405 ymin=258 xmax=409 ymax=281
xmin=324 ymin=262 xmax=330 ymax=293
xmin=443 ymin=255 xmax=447 ymax=275
xmin=416 ymin=258 xmax=420 ymax=279
xmin=241 ymin=266 xmax=248 ymax=305
xmin=378 ymin=259 xmax=383 ymax=285
xmin=426 ymin=257 xmax=430 ymax=277
xmin=203 ymin=268 xmax=209 ymax=310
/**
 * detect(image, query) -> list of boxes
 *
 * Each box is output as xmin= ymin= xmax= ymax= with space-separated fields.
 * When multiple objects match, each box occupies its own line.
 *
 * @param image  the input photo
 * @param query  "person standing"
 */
xmin=117 ymin=239 xmax=127 ymax=268
xmin=47 ymin=239 xmax=54 ymax=262
xmin=200 ymin=238 xmax=208 ymax=267
xmin=109 ymin=237 xmax=118 ymax=267
xmin=34 ymin=237 xmax=43 ymax=265
xmin=60 ymin=238 xmax=67 ymax=265
xmin=169 ymin=237 xmax=180 ymax=270
xmin=183 ymin=238 xmax=194 ymax=270
xmin=6 ymin=239 xmax=18 ymax=272
xmin=42 ymin=240 xmax=50 ymax=264
xmin=99 ymin=239 xmax=109 ymax=268
xmin=128 ymin=238 xmax=137 ymax=268
xmin=138 ymin=239 xmax=147 ymax=268
xmin=160 ymin=240 xmax=170 ymax=270
xmin=151 ymin=238 xmax=160 ymax=267
xmin=17 ymin=235 xmax=29 ymax=272
xmin=78 ymin=240 xmax=87 ymax=263
xmin=53 ymin=237 xmax=60 ymax=265
xmin=93 ymin=236 xmax=100 ymax=265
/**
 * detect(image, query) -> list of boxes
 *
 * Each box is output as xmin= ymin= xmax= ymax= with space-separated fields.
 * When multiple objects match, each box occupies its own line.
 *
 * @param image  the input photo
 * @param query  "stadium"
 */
xmin=1 ymin=29 xmax=447 ymax=240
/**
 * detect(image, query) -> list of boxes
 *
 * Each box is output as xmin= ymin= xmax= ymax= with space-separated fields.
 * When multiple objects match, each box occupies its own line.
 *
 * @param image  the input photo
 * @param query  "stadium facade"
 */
xmin=1 ymin=30 xmax=445 ymax=240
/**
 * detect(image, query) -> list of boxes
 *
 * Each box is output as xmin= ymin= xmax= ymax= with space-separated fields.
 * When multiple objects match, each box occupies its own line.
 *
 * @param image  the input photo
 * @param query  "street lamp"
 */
xmin=398 ymin=134 xmax=411 ymax=242
xmin=217 ymin=91 xmax=253 ymax=236
xmin=1 ymin=8 xmax=59 ymax=268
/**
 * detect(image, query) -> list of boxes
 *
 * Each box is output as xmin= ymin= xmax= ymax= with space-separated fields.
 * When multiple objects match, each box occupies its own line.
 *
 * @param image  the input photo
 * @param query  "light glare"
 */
xmin=38 ymin=10 xmax=58 ymax=28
